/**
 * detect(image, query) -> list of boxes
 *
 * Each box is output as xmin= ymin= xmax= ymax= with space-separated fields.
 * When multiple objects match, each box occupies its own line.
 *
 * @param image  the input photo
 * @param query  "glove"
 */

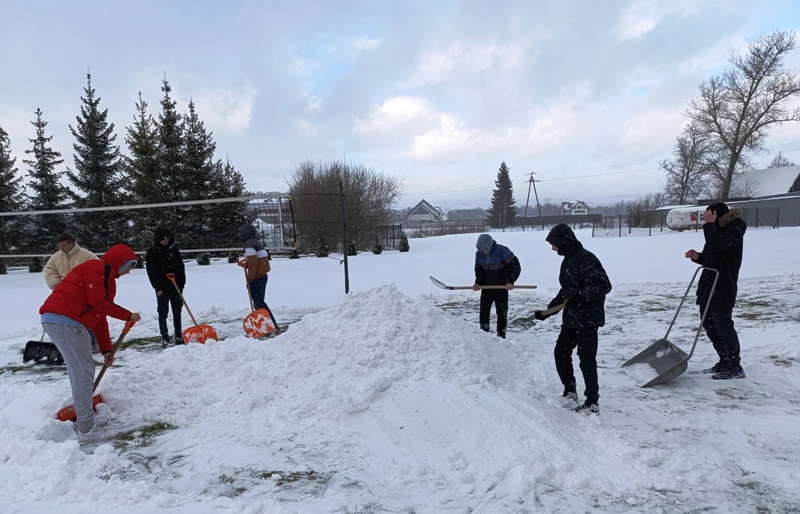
xmin=533 ymin=310 xmax=551 ymax=321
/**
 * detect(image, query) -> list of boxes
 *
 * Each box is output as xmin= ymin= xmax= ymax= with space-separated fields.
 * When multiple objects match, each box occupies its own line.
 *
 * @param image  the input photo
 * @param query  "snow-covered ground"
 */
xmin=1 ymin=226 xmax=799 ymax=513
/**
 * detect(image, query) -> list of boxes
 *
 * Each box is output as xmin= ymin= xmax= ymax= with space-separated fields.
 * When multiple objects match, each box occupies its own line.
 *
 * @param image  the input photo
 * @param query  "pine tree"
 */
xmin=23 ymin=108 xmax=69 ymax=252
xmin=486 ymin=161 xmax=517 ymax=229
xmin=0 ymin=125 xmax=27 ymax=252
xmin=125 ymin=91 xmax=166 ymax=249
xmin=66 ymin=72 xmax=129 ymax=252
xmin=156 ymin=78 xmax=186 ymax=232
xmin=183 ymin=100 xmax=217 ymax=246
xmin=208 ymin=157 xmax=249 ymax=248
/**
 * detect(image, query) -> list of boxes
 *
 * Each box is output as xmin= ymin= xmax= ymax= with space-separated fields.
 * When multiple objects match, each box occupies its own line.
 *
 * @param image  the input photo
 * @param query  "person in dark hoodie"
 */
xmin=685 ymin=202 xmax=747 ymax=380
xmin=145 ymin=228 xmax=185 ymax=347
xmin=473 ymin=233 xmax=522 ymax=339
xmin=40 ymin=244 xmax=141 ymax=443
xmin=534 ymin=224 xmax=611 ymax=414
xmin=239 ymin=223 xmax=279 ymax=330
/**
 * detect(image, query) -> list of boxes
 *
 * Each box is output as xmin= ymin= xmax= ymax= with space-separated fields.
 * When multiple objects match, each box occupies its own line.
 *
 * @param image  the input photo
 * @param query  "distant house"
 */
xmin=560 ymin=200 xmax=589 ymax=215
xmin=729 ymin=165 xmax=800 ymax=198
xmin=405 ymin=199 xmax=442 ymax=221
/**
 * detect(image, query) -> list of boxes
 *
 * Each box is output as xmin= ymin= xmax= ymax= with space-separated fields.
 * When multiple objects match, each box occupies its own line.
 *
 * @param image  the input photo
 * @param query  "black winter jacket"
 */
xmin=474 ymin=242 xmax=522 ymax=286
xmin=545 ymin=224 xmax=612 ymax=328
xmin=145 ymin=228 xmax=185 ymax=293
xmin=691 ymin=208 xmax=746 ymax=309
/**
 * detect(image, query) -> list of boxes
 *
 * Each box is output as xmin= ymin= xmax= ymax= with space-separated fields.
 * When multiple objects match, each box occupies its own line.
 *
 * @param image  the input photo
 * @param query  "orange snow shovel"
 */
xmin=166 ymin=273 xmax=218 ymax=344
xmin=56 ymin=319 xmax=136 ymax=422
xmin=242 ymin=266 xmax=276 ymax=338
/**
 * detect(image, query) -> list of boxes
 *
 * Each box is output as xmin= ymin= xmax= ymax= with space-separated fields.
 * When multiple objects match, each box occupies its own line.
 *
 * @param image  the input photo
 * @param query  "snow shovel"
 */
xmin=241 ymin=266 xmax=277 ymax=338
xmin=23 ymin=332 xmax=64 ymax=365
xmin=509 ymin=301 xmax=568 ymax=327
xmin=622 ymin=266 xmax=719 ymax=387
xmin=56 ymin=319 xmax=136 ymax=422
xmin=166 ymin=273 xmax=218 ymax=344
xmin=430 ymin=276 xmax=537 ymax=290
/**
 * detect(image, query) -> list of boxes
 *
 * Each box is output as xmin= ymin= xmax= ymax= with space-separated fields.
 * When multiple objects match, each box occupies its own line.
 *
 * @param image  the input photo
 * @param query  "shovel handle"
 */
xmin=243 ymin=266 xmax=256 ymax=312
xmin=166 ymin=273 xmax=198 ymax=326
xmin=92 ymin=319 xmax=136 ymax=391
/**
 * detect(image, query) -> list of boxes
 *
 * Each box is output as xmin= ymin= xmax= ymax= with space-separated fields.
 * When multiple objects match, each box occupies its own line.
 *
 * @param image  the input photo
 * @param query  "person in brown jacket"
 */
xmin=238 ymin=224 xmax=279 ymax=329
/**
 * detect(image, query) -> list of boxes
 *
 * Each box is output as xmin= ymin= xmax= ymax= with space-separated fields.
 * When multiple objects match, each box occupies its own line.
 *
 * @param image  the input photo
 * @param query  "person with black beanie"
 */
xmin=685 ymin=201 xmax=747 ymax=379
xmin=145 ymin=227 xmax=185 ymax=347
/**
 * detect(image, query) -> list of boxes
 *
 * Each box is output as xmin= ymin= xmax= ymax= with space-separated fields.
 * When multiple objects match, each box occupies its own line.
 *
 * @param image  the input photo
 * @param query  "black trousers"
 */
xmin=157 ymin=290 xmax=183 ymax=338
xmin=554 ymin=327 xmax=599 ymax=404
xmin=479 ymin=289 xmax=509 ymax=336
xmin=701 ymin=304 xmax=741 ymax=365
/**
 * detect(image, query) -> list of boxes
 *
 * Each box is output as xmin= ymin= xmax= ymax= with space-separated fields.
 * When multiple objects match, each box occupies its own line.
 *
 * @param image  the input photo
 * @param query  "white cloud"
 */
xmin=193 ymin=85 xmax=257 ymax=133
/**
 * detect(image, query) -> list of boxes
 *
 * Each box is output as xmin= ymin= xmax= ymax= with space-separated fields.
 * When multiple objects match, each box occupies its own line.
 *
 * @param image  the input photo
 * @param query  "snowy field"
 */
xmin=1 ymin=226 xmax=799 ymax=513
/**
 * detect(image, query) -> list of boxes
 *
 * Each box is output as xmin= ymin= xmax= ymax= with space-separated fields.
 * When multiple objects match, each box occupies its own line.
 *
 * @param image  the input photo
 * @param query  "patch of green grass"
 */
xmin=113 ymin=421 xmax=177 ymax=449
xmin=768 ymin=355 xmax=793 ymax=367
xmin=740 ymin=300 xmax=770 ymax=308
xmin=259 ymin=469 xmax=330 ymax=486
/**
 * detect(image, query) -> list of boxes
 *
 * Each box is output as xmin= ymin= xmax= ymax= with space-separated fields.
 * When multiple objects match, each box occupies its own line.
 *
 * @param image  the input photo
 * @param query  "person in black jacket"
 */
xmin=145 ymin=228 xmax=185 ymax=347
xmin=685 ymin=202 xmax=747 ymax=379
xmin=534 ymin=224 xmax=611 ymax=414
xmin=473 ymin=234 xmax=521 ymax=339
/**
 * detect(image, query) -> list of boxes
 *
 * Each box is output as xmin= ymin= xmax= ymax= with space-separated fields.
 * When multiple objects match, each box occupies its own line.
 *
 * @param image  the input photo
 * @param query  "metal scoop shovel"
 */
xmin=622 ymin=266 xmax=719 ymax=387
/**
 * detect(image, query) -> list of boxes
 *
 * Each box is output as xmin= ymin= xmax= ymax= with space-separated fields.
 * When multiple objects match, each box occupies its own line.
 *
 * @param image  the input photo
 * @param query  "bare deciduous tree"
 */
xmin=768 ymin=150 xmax=796 ymax=168
xmin=288 ymin=160 xmax=403 ymax=252
xmin=661 ymin=122 xmax=711 ymax=204
xmin=687 ymin=30 xmax=800 ymax=200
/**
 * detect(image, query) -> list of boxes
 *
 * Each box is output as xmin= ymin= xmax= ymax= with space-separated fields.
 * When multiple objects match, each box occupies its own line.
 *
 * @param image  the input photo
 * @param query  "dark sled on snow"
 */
xmin=622 ymin=266 xmax=719 ymax=387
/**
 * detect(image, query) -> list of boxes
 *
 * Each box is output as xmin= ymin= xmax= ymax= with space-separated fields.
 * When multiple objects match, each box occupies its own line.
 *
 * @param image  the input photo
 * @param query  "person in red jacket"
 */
xmin=40 ymin=243 xmax=142 ymax=443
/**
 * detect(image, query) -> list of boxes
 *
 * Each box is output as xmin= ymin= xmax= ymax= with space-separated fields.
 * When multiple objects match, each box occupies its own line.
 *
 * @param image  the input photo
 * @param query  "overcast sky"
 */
xmin=2 ymin=1 xmax=800 ymax=210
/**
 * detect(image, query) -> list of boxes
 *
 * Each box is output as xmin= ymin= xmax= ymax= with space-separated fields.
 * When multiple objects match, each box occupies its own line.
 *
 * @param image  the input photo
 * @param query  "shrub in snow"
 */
xmin=347 ymin=242 xmax=357 ymax=256
xmin=316 ymin=238 xmax=329 ymax=258
xmin=372 ymin=240 xmax=383 ymax=255
xmin=0 ymin=259 xmax=6 ymax=274
xmin=399 ymin=234 xmax=410 ymax=252
xmin=197 ymin=253 xmax=211 ymax=266
xmin=29 ymin=257 xmax=43 ymax=273
xmin=228 ymin=251 xmax=239 ymax=264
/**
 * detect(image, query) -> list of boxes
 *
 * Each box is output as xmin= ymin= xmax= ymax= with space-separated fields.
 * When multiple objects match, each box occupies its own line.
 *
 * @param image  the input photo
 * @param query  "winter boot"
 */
xmin=161 ymin=335 xmax=171 ymax=348
xmin=712 ymin=364 xmax=746 ymax=380
xmin=574 ymin=401 xmax=599 ymax=414
xmin=174 ymin=335 xmax=184 ymax=346
xmin=703 ymin=360 xmax=730 ymax=374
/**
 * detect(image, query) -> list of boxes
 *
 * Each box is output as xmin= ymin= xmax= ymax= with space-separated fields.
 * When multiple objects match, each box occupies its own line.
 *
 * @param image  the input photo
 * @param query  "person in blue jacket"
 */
xmin=473 ymin=234 xmax=521 ymax=339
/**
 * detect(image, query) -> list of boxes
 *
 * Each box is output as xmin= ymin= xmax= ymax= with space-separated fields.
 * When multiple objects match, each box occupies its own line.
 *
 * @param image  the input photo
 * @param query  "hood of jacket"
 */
xmin=153 ymin=227 xmax=175 ymax=247
xmin=718 ymin=208 xmax=747 ymax=234
xmin=546 ymin=223 xmax=583 ymax=256
xmin=240 ymin=224 xmax=257 ymax=242
xmin=102 ymin=244 xmax=139 ymax=277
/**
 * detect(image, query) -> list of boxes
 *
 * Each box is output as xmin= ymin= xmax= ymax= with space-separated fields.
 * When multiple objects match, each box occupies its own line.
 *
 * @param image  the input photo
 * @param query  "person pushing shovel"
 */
xmin=533 ymin=224 xmax=611 ymax=414
xmin=684 ymin=201 xmax=747 ymax=380
xmin=39 ymin=244 xmax=142 ymax=443
xmin=473 ymin=233 xmax=521 ymax=339
xmin=239 ymin=223 xmax=280 ymax=333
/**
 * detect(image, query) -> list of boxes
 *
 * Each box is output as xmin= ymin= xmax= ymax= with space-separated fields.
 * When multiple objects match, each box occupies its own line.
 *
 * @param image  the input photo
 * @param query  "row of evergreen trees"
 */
xmin=0 ymin=73 xmax=252 ymax=255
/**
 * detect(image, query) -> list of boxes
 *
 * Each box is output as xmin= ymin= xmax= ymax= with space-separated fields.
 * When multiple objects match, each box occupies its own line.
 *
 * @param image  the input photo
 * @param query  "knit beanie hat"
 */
xmin=707 ymin=202 xmax=730 ymax=217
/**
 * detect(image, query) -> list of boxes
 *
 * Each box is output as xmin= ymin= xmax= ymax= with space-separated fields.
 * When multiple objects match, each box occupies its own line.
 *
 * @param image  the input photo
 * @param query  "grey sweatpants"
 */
xmin=42 ymin=322 xmax=96 ymax=433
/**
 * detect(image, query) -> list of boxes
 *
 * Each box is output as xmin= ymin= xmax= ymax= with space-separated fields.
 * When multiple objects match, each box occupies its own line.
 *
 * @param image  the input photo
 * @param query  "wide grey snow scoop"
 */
xmin=622 ymin=266 xmax=719 ymax=388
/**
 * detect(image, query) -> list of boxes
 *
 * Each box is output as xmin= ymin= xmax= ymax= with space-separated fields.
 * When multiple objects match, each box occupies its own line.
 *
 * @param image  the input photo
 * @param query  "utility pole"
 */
xmin=522 ymin=171 xmax=544 ymax=230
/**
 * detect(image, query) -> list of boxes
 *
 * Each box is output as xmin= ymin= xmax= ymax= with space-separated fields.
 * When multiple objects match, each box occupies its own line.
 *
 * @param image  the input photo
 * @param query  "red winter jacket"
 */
xmin=40 ymin=244 xmax=137 ymax=352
